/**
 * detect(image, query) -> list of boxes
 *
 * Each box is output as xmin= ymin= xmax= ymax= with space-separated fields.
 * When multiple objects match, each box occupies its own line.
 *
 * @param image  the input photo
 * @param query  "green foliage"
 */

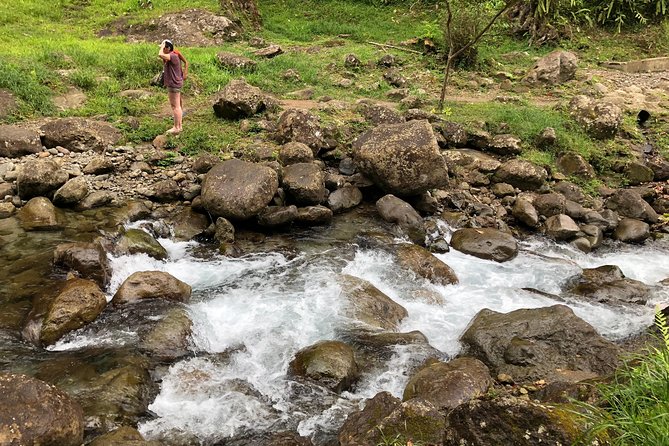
xmin=576 ymin=307 xmax=669 ymax=445
xmin=0 ymin=60 xmax=55 ymax=118
xmin=441 ymin=0 xmax=482 ymax=67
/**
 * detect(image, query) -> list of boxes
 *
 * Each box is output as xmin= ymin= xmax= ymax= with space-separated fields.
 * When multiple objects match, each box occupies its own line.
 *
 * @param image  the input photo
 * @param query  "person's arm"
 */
xmin=158 ymin=41 xmax=171 ymax=62
xmin=178 ymin=52 xmax=189 ymax=79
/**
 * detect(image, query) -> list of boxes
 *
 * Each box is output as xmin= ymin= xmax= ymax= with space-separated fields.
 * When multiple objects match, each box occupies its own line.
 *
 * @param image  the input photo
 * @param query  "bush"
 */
xmin=576 ymin=307 xmax=669 ymax=445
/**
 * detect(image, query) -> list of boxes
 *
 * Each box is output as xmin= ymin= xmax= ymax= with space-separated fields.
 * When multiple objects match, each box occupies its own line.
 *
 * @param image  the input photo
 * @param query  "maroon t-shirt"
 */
xmin=163 ymin=52 xmax=183 ymax=88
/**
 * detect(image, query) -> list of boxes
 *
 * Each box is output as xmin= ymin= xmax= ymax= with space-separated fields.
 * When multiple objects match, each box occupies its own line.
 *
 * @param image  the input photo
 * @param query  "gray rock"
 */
xmin=450 ymin=228 xmax=518 ymax=262
xmin=213 ymin=79 xmax=274 ymax=119
xmin=257 ymin=205 xmax=298 ymax=227
xmin=338 ymin=274 xmax=408 ymax=331
xmin=288 ymin=340 xmax=358 ymax=393
xmin=275 ymin=109 xmax=327 ymax=155
xmin=214 ymin=217 xmax=235 ymax=243
xmin=41 ymin=118 xmax=122 ymax=152
xmin=327 ymin=186 xmax=362 ymax=213
xmin=282 ymin=163 xmax=326 ymax=205
xmin=295 ymin=205 xmax=333 ymax=225
xmin=0 ymin=125 xmax=42 ymax=158
xmin=395 ymin=243 xmax=458 ymax=286
xmin=254 ymin=45 xmax=283 ymax=58
xmin=359 ymin=103 xmax=404 ymax=125
xmin=54 ymin=242 xmax=111 ymax=288
xmin=216 ymin=51 xmax=256 ymax=71
xmin=487 ymin=134 xmax=522 ymax=156
xmin=492 ymin=159 xmax=547 ymax=191
xmin=18 ymin=197 xmax=62 ymax=231
xmin=625 ymin=161 xmax=654 ymax=185
xmin=82 ymin=156 xmax=114 ymax=175
xmin=512 ymin=198 xmax=539 ymax=228
xmin=53 ymin=177 xmax=89 ymax=207
xmin=523 ymin=50 xmax=578 ymax=85
xmin=201 ymin=159 xmax=278 ymax=220
xmin=278 ymin=141 xmax=313 ymax=166
xmin=112 ymin=271 xmax=191 ymax=305
xmin=613 ymin=218 xmax=650 ymax=243
xmin=376 ymin=194 xmax=426 ymax=245
xmin=569 ymin=95 xmax=622 ymax=139
xmin=16 ymin=159 xmax=69 ymax=200
xmin=533 ymin=193 xmax=566 ymax=218
xmin=544 ymin=214 xmax=580 ymax=241
xmin=76 ymin=191 xmax=115 ymax=210
xmin=556 ymin=152 xmax=595 ymax=179
xmin=566 ymin=264 xmax=652 ymax=305
xmin=606 ymin=189 xmax=658 ymax=223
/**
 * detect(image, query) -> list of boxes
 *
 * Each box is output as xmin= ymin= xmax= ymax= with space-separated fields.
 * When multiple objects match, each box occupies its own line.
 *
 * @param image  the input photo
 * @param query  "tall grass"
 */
xmin=576 ymin=308 xmax=669 ymax=445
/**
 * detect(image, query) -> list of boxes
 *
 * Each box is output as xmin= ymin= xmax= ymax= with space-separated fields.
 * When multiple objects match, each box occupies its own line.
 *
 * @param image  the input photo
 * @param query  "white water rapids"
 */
xmin=50 ymin=227 xmax=669 ymax=444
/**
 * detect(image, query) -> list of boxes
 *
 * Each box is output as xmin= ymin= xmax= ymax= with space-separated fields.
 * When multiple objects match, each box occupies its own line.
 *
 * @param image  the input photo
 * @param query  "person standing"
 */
xmin=158 ymin=39 xmax=188 ymax=134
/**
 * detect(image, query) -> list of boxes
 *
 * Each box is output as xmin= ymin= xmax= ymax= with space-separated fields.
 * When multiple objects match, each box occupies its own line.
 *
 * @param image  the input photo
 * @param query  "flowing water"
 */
xmin=47 ymin=223 xmax=669 ymax=443
xmin=5 ymin=207 xmax=669 ymax=445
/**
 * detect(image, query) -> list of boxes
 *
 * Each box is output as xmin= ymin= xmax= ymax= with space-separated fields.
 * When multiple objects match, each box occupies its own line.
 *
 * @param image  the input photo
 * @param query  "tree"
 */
xmin=437 ymin=0 xmax=519 ymax=111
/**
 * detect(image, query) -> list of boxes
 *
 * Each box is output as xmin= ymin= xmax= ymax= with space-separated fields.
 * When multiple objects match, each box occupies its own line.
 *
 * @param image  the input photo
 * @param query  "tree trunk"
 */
xmin=220 ymin=0 xmax=262 ymax=30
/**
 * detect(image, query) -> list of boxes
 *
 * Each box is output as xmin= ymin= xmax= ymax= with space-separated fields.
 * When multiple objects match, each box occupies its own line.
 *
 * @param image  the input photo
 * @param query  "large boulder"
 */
xmin=53 ymin=176 xmax=89 ymax=207
xmin=169 ymin=207 xmax=211 ymax=241
xmin=33 ymin=278 xmax=107 ymax=345
xmin=112 ymin=271 xmax=192 ymax=305
xmin=213 ymin=79 xmax=273 ymax=119
xmin=0 ymin=373 xmax=84 ymax=446
xmin=444 ymin=396 xmax=582 ymax=446
xmin=376 ymin=194 xmax=426 ymax=245
xmin=114 ymin=228 xmax=168 ymax=260
xmin=275 ymin=109 xmax=328 ymax=155
xmin=53 ymin=242 xmax=111 ymax=288
xmin=339 ymin=392 xmax=445 ymax=446
xmin=460 ymin=305 xmax=621 ymax=382
xmin=281 ymin=163 xmax=326 ymax=205
xmin=523 ymin=50 xmax=578 ymax=85
xmin=613 ymin=218 xmax=650 ymax=243
xmin=201 ymin=159 xmax=279 ymax=220
xmin=544 ymin=214 xmax=580 ymax=241
xmin=569 ymin=95 xmax=622 ymax=139
xmin=338 ymin=274 xmax=408 ymax=331
xmin=17 ymin=196 xmax=62 ymax=231
xmin=450 ymin=228 xmax=518 ymax=262
xmin=492 ymin=159 xmax=547 ymax=191
xmin=395 ymin=243 xmax=458 ymax=286
xmin=41 ymin=118 xmax=122 ymax=152
xmin=566 ymin=265 xmax=652 ymax=305
xmin=16 ymin=159 xmax=69 ymax=199
xmin=605 ymin=189 xmax=659 ymax=223
xmin=0 ymin=125 xmax=42 ymax=158
xmin=288 ymin=340 xmax=358 ymax=392
xmin=139 ymin=307 xmax=192 ymax=361
xmin=512 ymin=198 xmax=539 ymax=228
xmin=353 ymin=120 xmax=449 ymax=196
xmin=533 ymin=193 xmax=566 ymax=218
xmin=403 ymin=357 xmax=492 ymax=410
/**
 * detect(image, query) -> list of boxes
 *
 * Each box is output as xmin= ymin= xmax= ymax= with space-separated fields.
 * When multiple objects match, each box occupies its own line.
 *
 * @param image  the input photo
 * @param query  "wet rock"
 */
xmin=395 ymin=243 xmax=458 ymax=286
xmin=213 ymin=79 xmax=274 ymax=119
xmin=354 ymin=120 xmax=448 ymax=196
xmin=565 ymin=200 xmax=588 ymax=220
xmin=450 ymin=228 xmax=518 ymax=262
xmin=328 ymin=186 xmax=362 ymax=213
xmin=41 ymin=117 xmax=122 ymax=152
xmin=115 ymin=228 xmax=168 ymax=260
xmin=569 ymin=95 xmax=622 ymax=139
xmin=403 ymin=357 xmax=492 ymax=410
xmin=512 ymin=198 xmax=539 ymax=228
xmin=77 ymin=191 xmax=115 ymax=210
xmin=216 ymin=51 xmax=256 ymax=71
xmin=338 ymin=274 xmax=408 ymax=331
xmin=214 ymin=216 xmax=235 ymax=243
xmin=0 ymin=373 xmax=84 ymax=446
xmin=0 ymin=202 xmax=16 ymax=218
xmin=54 ymin=242 xmax=111 ymax=288
xmin=169 ymin=207 xmax=210 ymax=241
xmin=566 ymin=264 xmax=652 ymax=305
xmin=544 ymin=214 xmax=580 ymax=241
xmin=339 ymin=392 xmax=445 ymax=446
xmin=150 ymin=179 xmax=181 ymax=202
xmin=16 ymin=158 xmax=69 ymax=200
xmin=0 ymin=125 xmax=42 ymax=158
xmin=201 ymin=159 xmax=279 ymax=220
xmin=279 ymin=141 xmax=313 ymax=166
xmin=605 ymin=189 xmax=658 ymax=223
xmin=257 ymin=205 xmax=298 ymax=227
xmin=282 ymin=163 xmax=326 ymax=205
xmin=460 ymin=305 xmax=621 ymax=382
xmin=338 ymin=157 xmax=356 ymax=176
xmin=275 ymin=109 xmax=327 ymax=155
xmin=83 ymin=156 xmax=114 ymax=175
xmin=36 ymin=278 xmax=107 ymax=345
xmin=18 ymin=196 xmax=62 ymax=231
xmin=192 ymin=153 xmax=220 ymax=174
xmin=444 ymin=396 xmax=581 ymax=446
xmin=288 ymin=340 xmax=358 ymax=393
xmin=556 ymin=152 xmax=595 ymax=179
xmin=53 ymin=176 xmax=89 ymax=207
xmin=523 ymin=50 xmax=578 ymax=85
xmin=112 ymin=271 xmax=191 ymax=305
xmin=89 ymin=426 xmax=161 ymax=446
xmin=613 ymin=218 xmax=650 ymax=243
xmin=492 ymin=159 xmax=547 ymax=191
xmin=140 ymin=306 xmax=192 ymax=361
xmin=376 ymin=194 xmax=426 ymax=245
xmin=295 ymin=205 xmax=333 ymax=225
xmin=358 ymin=103 xmax=404 ymax=125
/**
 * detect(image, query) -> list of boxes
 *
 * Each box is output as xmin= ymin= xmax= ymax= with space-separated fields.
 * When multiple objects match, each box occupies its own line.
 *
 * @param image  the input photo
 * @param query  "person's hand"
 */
xmin=159 ymin=40 xmax=166 ymax=49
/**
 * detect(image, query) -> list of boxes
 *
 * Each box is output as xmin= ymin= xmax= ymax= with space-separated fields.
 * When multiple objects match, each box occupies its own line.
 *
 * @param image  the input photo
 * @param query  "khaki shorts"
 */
xmin=167 ymin=86 xmax=181 ymax=93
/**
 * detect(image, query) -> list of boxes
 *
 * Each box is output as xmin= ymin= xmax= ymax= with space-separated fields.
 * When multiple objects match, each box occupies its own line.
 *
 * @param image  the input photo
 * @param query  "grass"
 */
xmin=576 ymin=308 xmax=669 ymax=445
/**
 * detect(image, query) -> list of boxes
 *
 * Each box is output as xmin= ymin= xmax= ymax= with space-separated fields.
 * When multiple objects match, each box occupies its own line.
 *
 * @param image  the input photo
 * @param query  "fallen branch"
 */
xmin=366 ymin=41 xmax=423 ymax=55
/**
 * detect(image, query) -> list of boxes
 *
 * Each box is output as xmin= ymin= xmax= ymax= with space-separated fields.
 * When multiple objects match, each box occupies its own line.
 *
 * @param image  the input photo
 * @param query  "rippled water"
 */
xmin=34 ymin=211 xmax=669 ymax=445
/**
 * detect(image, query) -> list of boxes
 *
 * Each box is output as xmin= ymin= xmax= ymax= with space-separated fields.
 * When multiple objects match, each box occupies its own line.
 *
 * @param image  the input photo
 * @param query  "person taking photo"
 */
xmin=158 ymin=39 xmax=188 ymax=135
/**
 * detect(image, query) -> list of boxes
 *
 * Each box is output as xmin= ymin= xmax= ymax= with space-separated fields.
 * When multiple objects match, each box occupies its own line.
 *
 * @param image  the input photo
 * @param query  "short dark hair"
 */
xmin=164 ymin=40 xmax=174 ymax=51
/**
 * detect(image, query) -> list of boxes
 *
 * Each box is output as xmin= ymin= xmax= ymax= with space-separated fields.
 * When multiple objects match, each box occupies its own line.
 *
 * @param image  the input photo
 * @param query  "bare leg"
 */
xmin=167 ymin=91 xmax=182 ymax=133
